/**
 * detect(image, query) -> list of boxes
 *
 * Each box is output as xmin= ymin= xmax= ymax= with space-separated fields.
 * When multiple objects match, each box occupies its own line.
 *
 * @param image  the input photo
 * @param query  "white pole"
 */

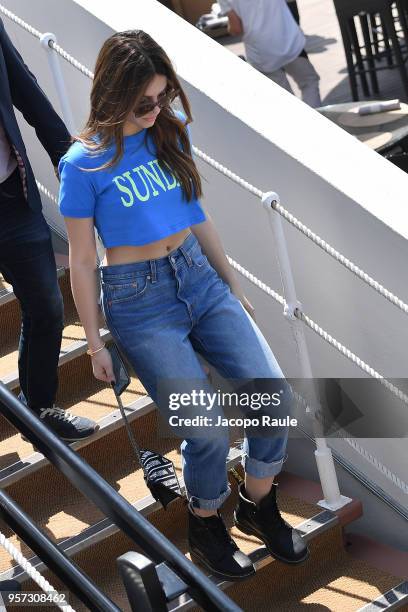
xmin=40 ymin=33 xmax=76 ymax=134
xmin=262 ymin=192 xmax=351 ymax=511
xmin=39 ymin=34 xmax=105 ymax=263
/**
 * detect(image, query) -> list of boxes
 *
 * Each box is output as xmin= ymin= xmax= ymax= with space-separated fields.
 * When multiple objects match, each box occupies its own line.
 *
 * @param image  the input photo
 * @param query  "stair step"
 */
xmin=0 ymin=449 xmax=243 ymax=584
xmin=357 ymin=582 xmax=408 ymax=611
xmin=170 ymin=509 xmax=338 ymax=611
xmin=222 ymin=529 xmax=406 ymax=612
xmin=2 ymin=259 xmax=406 ymax=612
xmin=0 ymin=372 xmax=153 ymax=488
xmin=15 ymin=478 xmax=407 ymax=612
xmin=0 ymin=268 xmax=65 ymax=308
xmin=0 ymin=409 xmax=187 ymax=576
xmin=0 ymin=271 xmax=111 ymax=389
xmin=18 ymin=475 xmax=331 ymax=611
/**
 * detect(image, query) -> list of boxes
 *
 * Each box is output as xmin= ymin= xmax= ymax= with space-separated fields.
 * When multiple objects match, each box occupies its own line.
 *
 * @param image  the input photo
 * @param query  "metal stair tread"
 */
xmin=0 ymin=409 xmax=186 ymax=576
xmin=0 ymin=452 xmax=322 ymax=587
xmin=1 ymin=450 xmax=244 ymax=584
xmin=0 ymin=378 xmax=153 ymax=488
xmin=17 ymin=486 xmax=407 ymax=612
xmin=18 ymin=484 xmax=342 ymax=612
xmin=1 ymin=262 xmax=405 ymax=609
xmin=207 ymin=528 xmax=407 ymax=612
xmin=357 ymin=581 xmax=408 ymax=611
xmin=3 ymin=410 xmax=404 ymax=612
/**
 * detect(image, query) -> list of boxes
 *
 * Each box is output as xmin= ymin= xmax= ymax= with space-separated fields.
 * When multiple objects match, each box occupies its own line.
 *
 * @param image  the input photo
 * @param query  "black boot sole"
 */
xmin=21 ymin=427 xmax=99 ymax=444
xmin=189 ymin=548 xmax=256 ymax=581
xmin=234 ymin=516 xmax=310 ymax=565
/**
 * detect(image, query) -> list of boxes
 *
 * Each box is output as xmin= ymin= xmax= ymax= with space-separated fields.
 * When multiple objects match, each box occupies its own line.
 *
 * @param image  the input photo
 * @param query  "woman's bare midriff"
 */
xmin=102 ymin=227 xmax=192 ymax=266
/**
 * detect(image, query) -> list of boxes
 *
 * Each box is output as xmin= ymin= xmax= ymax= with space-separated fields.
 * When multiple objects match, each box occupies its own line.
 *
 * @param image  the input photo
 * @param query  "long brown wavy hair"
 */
xmin=77 ymin=30 xmax=202 ymax=201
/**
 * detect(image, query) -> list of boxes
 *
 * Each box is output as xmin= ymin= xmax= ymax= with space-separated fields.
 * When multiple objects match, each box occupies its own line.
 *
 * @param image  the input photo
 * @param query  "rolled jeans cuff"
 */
xmin=188 ymin=484 xmax=231 ymax=511
xmin=243 ymin=453 xmax=287 ymax=479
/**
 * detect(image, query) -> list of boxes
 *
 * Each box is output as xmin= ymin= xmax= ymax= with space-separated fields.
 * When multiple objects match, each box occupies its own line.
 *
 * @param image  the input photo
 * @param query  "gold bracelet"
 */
xmin=86 ymin=343 xmax=106 ymax=357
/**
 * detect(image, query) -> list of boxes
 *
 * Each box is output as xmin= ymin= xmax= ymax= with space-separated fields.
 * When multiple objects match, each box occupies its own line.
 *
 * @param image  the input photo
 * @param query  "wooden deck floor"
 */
xmin=217 ymin=0 xmax=408 ymax=105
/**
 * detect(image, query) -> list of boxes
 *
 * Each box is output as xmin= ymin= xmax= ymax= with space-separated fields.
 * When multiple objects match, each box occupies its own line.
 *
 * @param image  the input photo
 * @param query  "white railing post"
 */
xmin=39 ymin=34 xmax=106 ymax=261
xmin=262 ymin=191 xmax=351 ymax=511
xmin=40 ymin=33 xmax=76 ymax=134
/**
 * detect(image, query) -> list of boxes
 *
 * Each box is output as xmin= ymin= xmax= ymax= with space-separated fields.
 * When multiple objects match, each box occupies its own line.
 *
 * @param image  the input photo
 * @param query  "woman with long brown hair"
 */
xmin=58 ymin=30 xmax=309 ymax=581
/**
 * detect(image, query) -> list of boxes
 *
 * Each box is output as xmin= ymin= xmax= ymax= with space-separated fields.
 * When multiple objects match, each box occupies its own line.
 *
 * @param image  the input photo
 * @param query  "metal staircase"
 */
xmin=0 ymin=266 xmax=407 ymax=610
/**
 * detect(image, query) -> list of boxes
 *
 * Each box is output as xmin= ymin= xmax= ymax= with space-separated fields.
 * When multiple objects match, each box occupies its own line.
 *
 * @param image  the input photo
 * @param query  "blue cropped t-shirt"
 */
xmin=58 ymin=112 xmax=206 ymax=247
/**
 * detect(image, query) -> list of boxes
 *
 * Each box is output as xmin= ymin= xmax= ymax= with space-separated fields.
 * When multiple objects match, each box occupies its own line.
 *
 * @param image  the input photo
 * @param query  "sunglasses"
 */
xmin=133 ymin=88 xmax=179 ymax=117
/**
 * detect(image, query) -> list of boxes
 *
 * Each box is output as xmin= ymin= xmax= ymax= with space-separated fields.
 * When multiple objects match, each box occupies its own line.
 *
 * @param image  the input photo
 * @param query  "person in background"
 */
xmin=218 ymin=0 xmax=322 ymax=108
xmin=0 ymin=18 xmax=98 ymax=441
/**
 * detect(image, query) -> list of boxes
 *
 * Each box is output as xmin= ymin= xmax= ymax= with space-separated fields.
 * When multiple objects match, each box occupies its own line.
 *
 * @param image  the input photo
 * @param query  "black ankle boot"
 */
xmin=188 ymin=505 xmax=256 ymax=581
xmin=234 ymin=483 xmax=309 ymax=564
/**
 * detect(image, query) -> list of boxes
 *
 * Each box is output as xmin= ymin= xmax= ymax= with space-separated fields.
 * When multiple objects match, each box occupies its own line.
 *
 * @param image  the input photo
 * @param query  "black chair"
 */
xmin=333 ymin=0 xmax=408 ymax=100
xmin=385 ymin=150 xmax=408 ymax=170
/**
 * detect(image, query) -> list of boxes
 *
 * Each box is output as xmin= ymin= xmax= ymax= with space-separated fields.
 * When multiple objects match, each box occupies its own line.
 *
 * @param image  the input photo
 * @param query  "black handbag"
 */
xmin=108 ymin=343 xmax=183 ymax=510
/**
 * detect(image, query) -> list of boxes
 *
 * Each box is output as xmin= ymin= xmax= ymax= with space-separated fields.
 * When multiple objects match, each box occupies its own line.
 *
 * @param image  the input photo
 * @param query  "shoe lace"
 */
xmin=209 ymin=514 xmax=237 ymax=550
xmin=265 ymin=499 xmax=289 ymax=529
xmin=270 ymin=507 xmax=288 ymax=528
xmin=39 ymin=406 xmax=78 ymax=424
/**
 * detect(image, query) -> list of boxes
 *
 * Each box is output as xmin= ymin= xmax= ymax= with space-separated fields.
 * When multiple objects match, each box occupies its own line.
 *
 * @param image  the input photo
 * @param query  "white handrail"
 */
xmin=193 ymin=147 xmax=408 ymax=316
xmin=263 ymin=191 xmax=351 ymax=510
xmin=40 ymin=33 xmax=76 ymax=134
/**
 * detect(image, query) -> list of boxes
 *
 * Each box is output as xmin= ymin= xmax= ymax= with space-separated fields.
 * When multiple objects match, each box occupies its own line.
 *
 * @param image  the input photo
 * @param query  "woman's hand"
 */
xmin=238 ymin=294 xmax=256 ymax=321
xmin=230 ymin=285 xmax=256 ymax=321
xmin=90 ymin=348 xmax=115 ymax=383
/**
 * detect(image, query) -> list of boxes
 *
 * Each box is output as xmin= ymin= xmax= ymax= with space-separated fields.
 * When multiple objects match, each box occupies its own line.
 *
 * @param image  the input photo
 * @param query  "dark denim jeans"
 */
xmin=0 ymin=168 xmax=64 ymax=410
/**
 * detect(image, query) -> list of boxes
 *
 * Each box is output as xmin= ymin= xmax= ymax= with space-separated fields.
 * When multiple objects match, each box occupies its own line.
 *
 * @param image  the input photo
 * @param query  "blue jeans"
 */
xmin=0 ymin=169 xmax=64 ymax=410
xmin=100 ymin=232 xmax=289 ymax=510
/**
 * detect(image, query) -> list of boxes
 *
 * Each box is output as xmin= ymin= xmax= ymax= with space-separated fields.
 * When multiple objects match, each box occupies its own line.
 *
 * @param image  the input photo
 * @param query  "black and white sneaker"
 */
xmin=17 ymin=393 xmax=99 ymax=443
xmin=37 ymin=407 xmax=99 ymax=442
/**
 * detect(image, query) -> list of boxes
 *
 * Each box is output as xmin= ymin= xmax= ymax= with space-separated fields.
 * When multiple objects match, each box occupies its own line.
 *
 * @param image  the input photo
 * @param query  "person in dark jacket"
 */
xmin=0 ymin=17 xmax=97 ymax=441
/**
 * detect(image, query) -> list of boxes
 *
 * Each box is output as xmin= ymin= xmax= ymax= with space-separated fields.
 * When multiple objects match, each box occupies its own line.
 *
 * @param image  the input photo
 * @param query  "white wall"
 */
xmin=2 ymin=0 xmax=407 ymax=513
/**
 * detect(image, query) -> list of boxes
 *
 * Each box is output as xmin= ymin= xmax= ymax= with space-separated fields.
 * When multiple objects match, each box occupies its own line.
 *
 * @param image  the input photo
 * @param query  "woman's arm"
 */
xmin=225 ymin=9 xmax=244 ymax=36
xmin=217 ymin=1 xmax=244 ymax=36
xmin=64 ymin=217 xmax=114 ymax=382
xmin=191 ymin=210 xmax=255 ymax=319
